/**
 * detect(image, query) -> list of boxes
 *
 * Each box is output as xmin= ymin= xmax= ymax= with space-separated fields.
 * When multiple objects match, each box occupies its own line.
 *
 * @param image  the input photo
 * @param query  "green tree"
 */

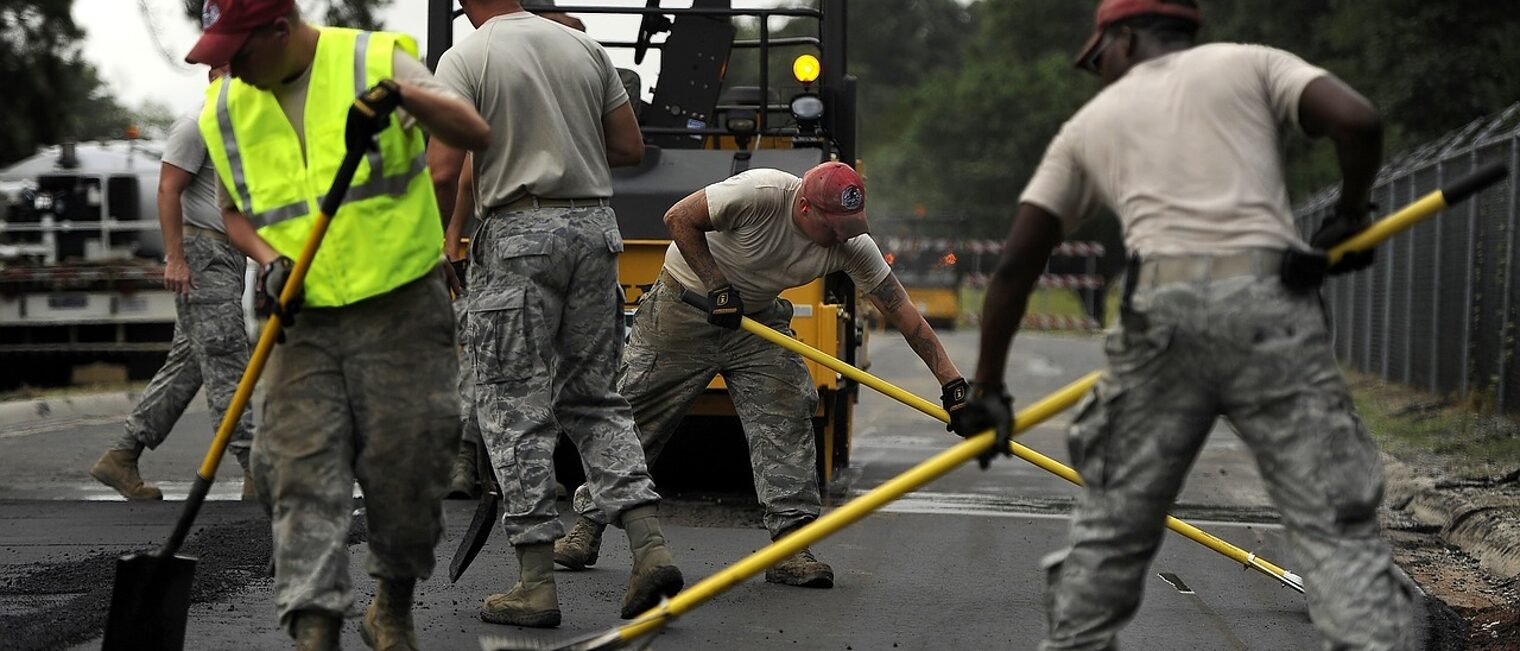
xmin=0 ymin=1 xmax=132 ymax=166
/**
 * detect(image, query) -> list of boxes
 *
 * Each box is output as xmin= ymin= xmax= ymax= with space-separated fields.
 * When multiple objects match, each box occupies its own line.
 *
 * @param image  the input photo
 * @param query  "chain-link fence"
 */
xmin=1296 ymin=103 xmax=1520 ymax=411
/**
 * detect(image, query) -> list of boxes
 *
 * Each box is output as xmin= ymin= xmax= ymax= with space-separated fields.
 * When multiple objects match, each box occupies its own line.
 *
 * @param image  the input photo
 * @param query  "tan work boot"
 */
xmin=90 ymin=447 xmax=163 ymax=501
xmin=481 ymin=544 xmax=560 ymax=628
xmin=445 ymin=442 xmax=479 ymax=500
xmin=290 ymin=610 xmax=341 ymax=651
xmin=553 ymin=517 xmax=605 ymax=570
xmin=360 ymin=578 xmax=418 ymax=650
xmin=765 ymin=547 xmax=834 ymax=589
xmin=619 ymin=505 xmax=684 ymax=619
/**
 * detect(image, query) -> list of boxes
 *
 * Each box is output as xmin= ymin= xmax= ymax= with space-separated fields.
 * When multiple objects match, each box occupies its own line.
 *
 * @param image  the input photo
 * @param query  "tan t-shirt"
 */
xmin=216 ymin=47 xmax=446 ymax=209
xmin=1020 ymin=43 xmax=1329 ymax=257
xmin=662 ymin=168 xmax=893 ymax=311
xmin=433 ymin=12 xmax=629 ymax=208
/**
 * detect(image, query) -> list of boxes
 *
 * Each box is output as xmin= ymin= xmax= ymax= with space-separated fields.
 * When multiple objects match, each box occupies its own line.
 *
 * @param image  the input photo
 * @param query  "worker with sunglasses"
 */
xmin=952 ymin=0 xmax=1414 ymax=648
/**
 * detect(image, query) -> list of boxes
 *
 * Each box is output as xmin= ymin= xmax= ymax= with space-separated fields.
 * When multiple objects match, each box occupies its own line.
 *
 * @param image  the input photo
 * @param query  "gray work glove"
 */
xmin=256 ymin=256 xmax=301 ymax=343
xmin=949 ymin=382 xmax=1014 ymax=470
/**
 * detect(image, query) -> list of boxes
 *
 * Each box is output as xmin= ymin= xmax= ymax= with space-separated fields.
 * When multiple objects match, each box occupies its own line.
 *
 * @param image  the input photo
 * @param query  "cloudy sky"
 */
xmin=75 ymin=0 xmax=791 ymax=121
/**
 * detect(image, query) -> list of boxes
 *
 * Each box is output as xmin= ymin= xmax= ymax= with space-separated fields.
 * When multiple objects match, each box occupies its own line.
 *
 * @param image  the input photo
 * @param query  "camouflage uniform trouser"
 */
xmin=1042 ymin=257 xmax=1414 ymax=651
xmin=125 ymin=233 xmax=254 ymax=467
xmin=574 ymin=274 xmax=821 ymax=538
xmin=455 ymin=294 xmax=482 ymax=448
xmin=465 ymin=205 xmax=660 ymax=546
xmin=253 ymin=273 xmax=460 ymax=626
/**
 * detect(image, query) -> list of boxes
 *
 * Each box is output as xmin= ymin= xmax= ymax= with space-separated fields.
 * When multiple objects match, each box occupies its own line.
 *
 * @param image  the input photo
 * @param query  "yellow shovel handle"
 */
xmin=195 ymin=210 xmax=331 ymax=480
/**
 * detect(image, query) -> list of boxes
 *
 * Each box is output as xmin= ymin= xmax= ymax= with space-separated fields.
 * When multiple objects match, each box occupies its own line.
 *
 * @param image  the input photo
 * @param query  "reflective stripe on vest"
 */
xmin=200 ymin=27 xmax=442 ymax=307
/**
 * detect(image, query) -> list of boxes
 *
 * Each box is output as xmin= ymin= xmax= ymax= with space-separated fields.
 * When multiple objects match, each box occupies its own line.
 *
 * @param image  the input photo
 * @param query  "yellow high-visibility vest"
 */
xmin=200 ymin=27 xmax=440 ymax=307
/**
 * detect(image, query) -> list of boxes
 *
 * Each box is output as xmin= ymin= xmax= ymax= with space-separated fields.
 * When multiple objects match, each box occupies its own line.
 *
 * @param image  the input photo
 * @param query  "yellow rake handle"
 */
xmin=723 ymin=319 xmax=1303 ymax=591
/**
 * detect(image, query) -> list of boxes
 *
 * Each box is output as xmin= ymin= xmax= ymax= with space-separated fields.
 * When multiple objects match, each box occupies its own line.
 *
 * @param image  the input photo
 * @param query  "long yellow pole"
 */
xmin=729 ymin=320 xmax=1303 ymax=591
xmin=616 ymin=372 xmax=1095 ymax=642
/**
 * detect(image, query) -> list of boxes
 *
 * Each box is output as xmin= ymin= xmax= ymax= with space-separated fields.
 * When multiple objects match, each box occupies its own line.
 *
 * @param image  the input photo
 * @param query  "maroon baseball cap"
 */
xmin=1074 ymin=0 xmax=1202 ymax=67
xmin=185 ymin=0 xmax=294 ymax=67
xmin=801 ymin=162 xmax=868 ymax=237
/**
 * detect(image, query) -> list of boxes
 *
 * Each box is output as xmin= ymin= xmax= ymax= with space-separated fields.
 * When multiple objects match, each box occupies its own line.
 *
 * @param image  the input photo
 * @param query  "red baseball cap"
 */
xmin=796 ymin=162 xmax=869 ymax=235
xmin=185 ymin=0 xmax=294 ymax=67
xmin=1074 ymin=0 xmax=1202 ymax=68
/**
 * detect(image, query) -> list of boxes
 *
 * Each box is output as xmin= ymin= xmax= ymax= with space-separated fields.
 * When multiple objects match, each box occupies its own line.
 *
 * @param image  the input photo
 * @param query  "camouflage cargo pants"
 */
xmin=455 ymin=293 xmax=482 ymax=447
xmin=125 ymin=234 xmax=254 ymax=467
xmin=1042 ymin=257 xmax=1414 ymax=650
xmin=465 ymin=205 xmax=660 ymax=546
xmin=253 ymin=273 xmax=460 ymax=626
xmin=573 ymin=275 xmax=821 ymax=538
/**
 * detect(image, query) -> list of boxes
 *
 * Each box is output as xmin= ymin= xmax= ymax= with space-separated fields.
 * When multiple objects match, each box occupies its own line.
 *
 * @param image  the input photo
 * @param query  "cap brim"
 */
xmin=1073 ymin=29 xmax=1103 ymax=68
xmin=829 ymin=210 xmax=870 ymax=240
xmin=185 ymin=30 xmax=251 ymax=67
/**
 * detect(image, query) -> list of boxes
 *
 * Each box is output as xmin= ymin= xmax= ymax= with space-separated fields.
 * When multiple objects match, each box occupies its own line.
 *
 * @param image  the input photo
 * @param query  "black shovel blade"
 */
xmin=450 ymin=489 xmax=499 ymax=583
xmin=102 ymin=551 xmax=198 ymax=651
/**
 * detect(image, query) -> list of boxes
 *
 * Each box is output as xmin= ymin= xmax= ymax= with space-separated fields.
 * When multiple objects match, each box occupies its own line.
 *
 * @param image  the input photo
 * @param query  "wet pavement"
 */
xmin=1 ymin=330 xmax=1322 ymax=650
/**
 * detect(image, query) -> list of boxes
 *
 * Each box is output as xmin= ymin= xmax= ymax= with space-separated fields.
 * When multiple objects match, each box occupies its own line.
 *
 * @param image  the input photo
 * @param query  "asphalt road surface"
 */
xmin=0 ymin=330 xmax=1320 ymax=650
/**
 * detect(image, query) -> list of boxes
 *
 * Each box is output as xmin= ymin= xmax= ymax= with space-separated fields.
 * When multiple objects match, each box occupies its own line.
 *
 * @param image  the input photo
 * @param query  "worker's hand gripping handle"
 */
xmin=345 ymin=79 xmax=404 ymax=155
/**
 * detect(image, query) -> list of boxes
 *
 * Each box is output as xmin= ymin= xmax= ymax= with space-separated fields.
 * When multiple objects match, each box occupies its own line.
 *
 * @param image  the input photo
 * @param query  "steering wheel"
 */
xmin=634 ymin=0 xmax=672 ymax=65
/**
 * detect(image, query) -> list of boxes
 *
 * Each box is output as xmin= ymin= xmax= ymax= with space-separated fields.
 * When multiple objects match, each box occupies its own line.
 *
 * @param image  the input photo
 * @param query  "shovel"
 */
xmin=101 ymin=85 xmax=401 ymax=651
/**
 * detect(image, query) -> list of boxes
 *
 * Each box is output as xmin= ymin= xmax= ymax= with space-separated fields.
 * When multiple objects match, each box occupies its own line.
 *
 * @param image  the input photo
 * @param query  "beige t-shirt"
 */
xmin=217 ymin=47 xmax=445 ymax=209
xmin=162 ymin=112 xmax=224 ymax=232
xmin=662 ymin=168 xmax=893 ymax=311
xmin=434 ymin=12 xmax=629 ymax=208
xmin=1020 ymin=43 xmax=1330 ymax=257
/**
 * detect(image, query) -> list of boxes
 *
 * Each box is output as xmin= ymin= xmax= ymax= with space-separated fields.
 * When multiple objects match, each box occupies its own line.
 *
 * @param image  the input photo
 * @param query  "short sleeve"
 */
xmin=432 ymin=48 xmax=477 ymax=107
xmin=1253 ymin=45 xmax=1329 ymax=134
xmin=161 ymin=115 xmax=207 ymax=175
xmin=1019 ymin=120 xmax=1099 ymax=234
xmin=839 ymin=235 xmax=893 ymax=291
xmin=596 ymin=45 xmax=630 ymax=115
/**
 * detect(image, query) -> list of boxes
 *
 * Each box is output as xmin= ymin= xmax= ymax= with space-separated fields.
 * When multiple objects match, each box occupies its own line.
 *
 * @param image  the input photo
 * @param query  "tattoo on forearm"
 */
xmin=869 ymin=277 xmax=909 ymax=313
xmin=903 ymin=320 xmax=944 ymax=375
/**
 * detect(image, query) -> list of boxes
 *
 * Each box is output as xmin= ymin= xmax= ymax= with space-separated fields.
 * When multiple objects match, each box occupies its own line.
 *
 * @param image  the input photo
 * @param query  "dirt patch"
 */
xmin=1386 ymin=528 xmax=1520 ymax=650
xmin=0 ymin=502 xmax=366 ymax=651
xmin=0 ymin=515 xmax=271 ymax=651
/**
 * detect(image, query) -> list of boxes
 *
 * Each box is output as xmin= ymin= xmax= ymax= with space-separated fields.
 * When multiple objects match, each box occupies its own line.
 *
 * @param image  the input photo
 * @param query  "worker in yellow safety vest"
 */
xmin=185 ymin=0 xmax=490 ymax=648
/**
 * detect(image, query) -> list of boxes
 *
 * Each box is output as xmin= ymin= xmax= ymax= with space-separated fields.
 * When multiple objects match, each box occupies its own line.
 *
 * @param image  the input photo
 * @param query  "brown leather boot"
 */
xmin=90 ymin=447 xmax=163 ymax=500
xmin=553 ymin=516 xmax=605 ymax=570
xmin=620 ymin=505 xmax=684 ymax=619
xmin=764 ymin=547 xmax=834 ymax=588
xmin=290 ymin=610 xmax=341 ymax=651
xmin=480 ymin=544 xmax=560 ymax=628
xmin=360 ymin=578 xmax=418 ymax=650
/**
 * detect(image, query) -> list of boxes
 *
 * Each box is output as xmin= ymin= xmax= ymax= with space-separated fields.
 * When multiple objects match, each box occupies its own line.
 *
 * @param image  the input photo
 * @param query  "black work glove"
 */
xmin=255 ymin=256 xmax=301 ymax=342
xmin=707 ymin=284 xmax=744 ymax=329
xmin=949 ymin=382 xmax=1014 ymax=470
xmin=940 ymin=378 xmax=969 ymax=433
xmin=345 ymin=79 xmax=403 ymax=153
xmin=1280 ymin=204 xmax=1377 ymax=292
xmin=1312 ymin=204 xmax=1377 ymax=275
